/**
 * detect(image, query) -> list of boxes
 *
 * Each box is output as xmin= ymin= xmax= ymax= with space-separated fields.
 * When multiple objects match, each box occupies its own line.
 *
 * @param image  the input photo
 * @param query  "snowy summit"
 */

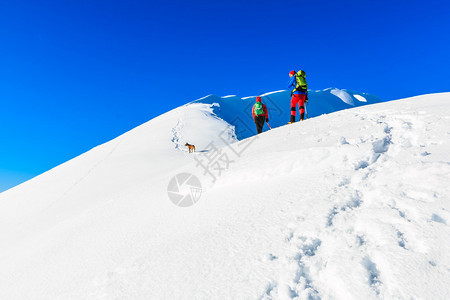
xmin=0 ymin=90 xmax=449 ymax=299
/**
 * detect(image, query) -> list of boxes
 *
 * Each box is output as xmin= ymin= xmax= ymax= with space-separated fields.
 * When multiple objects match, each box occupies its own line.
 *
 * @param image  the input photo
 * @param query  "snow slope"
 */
xmin=0 ymin=91 xmax=449 ymax=299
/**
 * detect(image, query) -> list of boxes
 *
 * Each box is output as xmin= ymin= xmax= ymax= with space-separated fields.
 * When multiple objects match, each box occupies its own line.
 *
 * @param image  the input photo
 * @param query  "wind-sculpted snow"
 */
xmin=189 ymin=88 xmax=382 ymax=139
xmin=0 ymin=92 xmax=449 ymax=300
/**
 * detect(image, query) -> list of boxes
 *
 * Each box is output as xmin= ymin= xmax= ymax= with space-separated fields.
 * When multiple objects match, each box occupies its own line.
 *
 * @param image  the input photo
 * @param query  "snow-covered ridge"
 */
xmin=0 ymin=91 xmax=449 ymax=299
xmin=187 ymin=88 xmax=382 ymax=140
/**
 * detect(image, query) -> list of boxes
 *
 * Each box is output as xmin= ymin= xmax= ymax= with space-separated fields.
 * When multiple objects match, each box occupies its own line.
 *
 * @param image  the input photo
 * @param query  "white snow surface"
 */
xmin=330 ymin=88 xmax=354 ymax=105
xmin=1 ymin=92 xmax=450 ymax=299
xmin=353 ymin=94 xmax=367 ymax=102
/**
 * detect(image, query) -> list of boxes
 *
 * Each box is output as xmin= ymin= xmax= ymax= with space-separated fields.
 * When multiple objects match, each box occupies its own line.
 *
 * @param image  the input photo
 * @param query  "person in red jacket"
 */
xmin=252 ymin=96 xmax=269 ymax=134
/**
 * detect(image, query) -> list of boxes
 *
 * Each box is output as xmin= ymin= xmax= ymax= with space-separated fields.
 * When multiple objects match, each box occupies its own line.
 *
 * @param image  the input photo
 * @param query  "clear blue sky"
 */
xmin=1 ymin=0 xmax=449 ymax=192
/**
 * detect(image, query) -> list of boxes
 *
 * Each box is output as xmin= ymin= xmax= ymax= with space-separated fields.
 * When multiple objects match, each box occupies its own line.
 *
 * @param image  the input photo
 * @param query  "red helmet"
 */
xmin=289 ymin=70 xmax=296 ymax=76
xmin=256 ymin=96 xmax=262 ymax=102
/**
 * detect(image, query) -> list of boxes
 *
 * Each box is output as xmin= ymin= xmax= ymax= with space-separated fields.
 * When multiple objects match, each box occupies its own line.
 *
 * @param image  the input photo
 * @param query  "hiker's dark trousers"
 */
xmin=254 ymin=116 xmax=266 ymax=134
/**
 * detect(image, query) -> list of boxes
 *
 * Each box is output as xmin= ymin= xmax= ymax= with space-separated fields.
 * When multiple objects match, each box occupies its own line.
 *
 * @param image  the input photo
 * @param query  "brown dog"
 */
xmin=185 ymin=143 xmax=196 ymax=153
